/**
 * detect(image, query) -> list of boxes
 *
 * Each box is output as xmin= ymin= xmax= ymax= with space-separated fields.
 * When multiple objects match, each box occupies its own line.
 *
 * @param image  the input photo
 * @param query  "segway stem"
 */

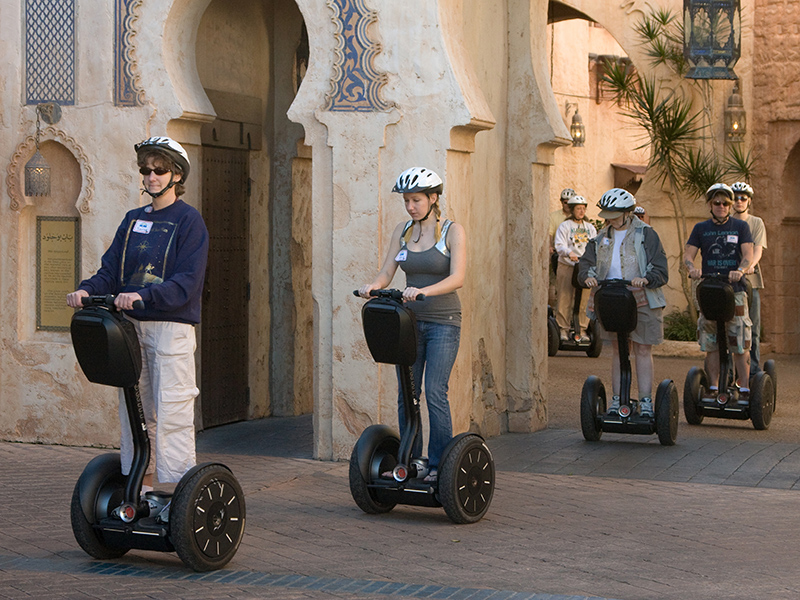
xmin=122 ymin=385 xmax=150 ymax=508
xmin=397 ymin=364 xmax=421 ymax=472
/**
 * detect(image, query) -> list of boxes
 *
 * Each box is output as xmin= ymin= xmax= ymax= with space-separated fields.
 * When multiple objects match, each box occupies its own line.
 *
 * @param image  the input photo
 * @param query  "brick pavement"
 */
xmin=3 ymin=414 xmax=800 ymax=600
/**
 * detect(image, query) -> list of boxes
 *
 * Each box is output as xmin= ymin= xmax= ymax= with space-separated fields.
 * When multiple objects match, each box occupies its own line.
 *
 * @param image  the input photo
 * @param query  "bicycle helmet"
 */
xmin=392 ymin=167 xmax=443 ymax=195
xmin=567 ymin=195 xmax=587 ymax=206
xmin=633 ymin=206 xmax=646 ymax=215
xmin=560 ymin=188 xmax=576 ymax=202
xmin=731 ymin=181 xmax=754 ymax=197
xmin=597 ymin=188 xmax=636 ymax=219
xmin=134 ymin=136 xmax=191 ymax=183
xmin=705 ymin=182 xmax=733 ymax=203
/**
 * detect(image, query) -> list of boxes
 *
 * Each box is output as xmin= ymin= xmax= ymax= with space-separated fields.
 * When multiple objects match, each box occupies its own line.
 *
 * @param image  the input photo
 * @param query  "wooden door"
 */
xmin=201 ymin=146 xmax=249 ymax=428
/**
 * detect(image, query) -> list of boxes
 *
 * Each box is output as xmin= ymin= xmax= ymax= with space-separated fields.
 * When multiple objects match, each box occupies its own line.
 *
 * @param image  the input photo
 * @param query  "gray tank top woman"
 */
xmin=399 ymin=220 xmax=462 ymax=327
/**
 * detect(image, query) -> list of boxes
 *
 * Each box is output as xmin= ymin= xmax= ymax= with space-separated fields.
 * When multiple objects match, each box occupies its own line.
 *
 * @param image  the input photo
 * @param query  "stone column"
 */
xmin=505 ymin=0 xmax=571 ymax=432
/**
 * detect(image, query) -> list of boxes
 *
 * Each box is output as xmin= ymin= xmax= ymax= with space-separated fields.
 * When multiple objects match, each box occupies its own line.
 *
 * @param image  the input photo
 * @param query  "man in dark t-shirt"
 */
xmin=684 ymin=183 xmax=754 ymax=397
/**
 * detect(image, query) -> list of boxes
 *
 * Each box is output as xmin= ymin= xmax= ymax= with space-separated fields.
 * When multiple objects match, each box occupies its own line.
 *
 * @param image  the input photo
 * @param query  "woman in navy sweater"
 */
xmin=67 ymin=137 xmax=208 ymax=517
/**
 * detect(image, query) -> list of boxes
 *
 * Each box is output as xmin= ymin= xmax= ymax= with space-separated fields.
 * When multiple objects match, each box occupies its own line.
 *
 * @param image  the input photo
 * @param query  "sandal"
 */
xmin=422 ymin=469 xmax=438 ymax=483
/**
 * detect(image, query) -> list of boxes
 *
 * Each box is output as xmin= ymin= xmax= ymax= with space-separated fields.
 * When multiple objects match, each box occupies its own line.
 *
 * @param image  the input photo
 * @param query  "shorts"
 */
xmin=697 ymin=290 xmax=752 ymax=354
xmin=597 ymin=304 xmax=664 ymax=346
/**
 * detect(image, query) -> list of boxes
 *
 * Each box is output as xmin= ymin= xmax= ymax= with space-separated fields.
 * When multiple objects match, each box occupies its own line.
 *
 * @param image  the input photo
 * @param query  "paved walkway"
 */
xmin=2 ymin=352 xmax=800 ymax=599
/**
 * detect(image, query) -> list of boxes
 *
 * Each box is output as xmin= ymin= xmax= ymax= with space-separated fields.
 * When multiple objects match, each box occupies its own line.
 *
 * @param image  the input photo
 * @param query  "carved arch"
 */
xmin=6 ymin=128 xmax=94 ymax=214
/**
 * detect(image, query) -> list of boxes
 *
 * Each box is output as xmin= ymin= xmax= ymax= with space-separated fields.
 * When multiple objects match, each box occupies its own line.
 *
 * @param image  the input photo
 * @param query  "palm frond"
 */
xmin=724 ymin=143 xmax=756 ymax=181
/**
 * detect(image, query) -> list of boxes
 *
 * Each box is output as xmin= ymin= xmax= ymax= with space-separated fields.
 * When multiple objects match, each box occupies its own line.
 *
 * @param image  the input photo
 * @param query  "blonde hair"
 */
xmin=402 ymin=196 xmax=442 ymax=243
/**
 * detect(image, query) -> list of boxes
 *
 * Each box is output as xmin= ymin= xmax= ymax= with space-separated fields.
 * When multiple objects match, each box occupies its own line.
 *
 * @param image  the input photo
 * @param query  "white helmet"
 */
xmin=560 ymin=188 xmax=576 ymax=201
xmin=705 ymin=183 xmax=734 ymax=203
xmin=597 ymin=188 xmax=636 ymax=218
xmin=567 ymin=195 xmax=587 ymax=206
xmin=731 ymin=181 xmax=754 ymax=197
xmin=392 ymin=167 xmax=443 ymax=194
xmin=135 ymin=136 xmax=191 ymax=182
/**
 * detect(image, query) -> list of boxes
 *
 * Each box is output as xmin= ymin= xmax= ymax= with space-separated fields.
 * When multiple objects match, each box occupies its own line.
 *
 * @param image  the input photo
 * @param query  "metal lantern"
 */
xmin=724 ymin=82 xmax=746 ymax=141
xmin=570 ymin=109 xmax=585 ymax=147
xmin=24 ymin=102 xmax=62 ymax=197
xmin=25 ymin=150 xmax=51 ymax=196
xmin=683 ymin=0 xmax=741 ymax=79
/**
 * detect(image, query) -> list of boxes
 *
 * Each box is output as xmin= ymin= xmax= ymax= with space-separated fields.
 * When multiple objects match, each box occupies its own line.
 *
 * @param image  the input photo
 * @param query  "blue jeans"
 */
xmin=749 ymin=288 xmax=761 ymax=375
xmin=396 ymin=321 xmax=460 ymax=469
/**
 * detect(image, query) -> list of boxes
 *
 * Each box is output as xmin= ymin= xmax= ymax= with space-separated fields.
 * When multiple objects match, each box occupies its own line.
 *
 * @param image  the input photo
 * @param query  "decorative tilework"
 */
xmin=25 ymin=0 xmax=75 ymax=105
xmin=325 ymin=0 xmax=393 ymax=112
xmin=114 ymin=0 xmax=143 ymax=106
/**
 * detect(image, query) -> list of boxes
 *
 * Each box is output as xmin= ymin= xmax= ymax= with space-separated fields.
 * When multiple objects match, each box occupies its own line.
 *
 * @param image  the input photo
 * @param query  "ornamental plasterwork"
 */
xmin=324 ymin=0 xmax=394 ymax=112
xmin=620 ymin=0 xmax=652 ymax=16
xmin=115 ymin=0 xmax=145 ymax=107
xmin=6 ymin=128 xmax=94 ymax=214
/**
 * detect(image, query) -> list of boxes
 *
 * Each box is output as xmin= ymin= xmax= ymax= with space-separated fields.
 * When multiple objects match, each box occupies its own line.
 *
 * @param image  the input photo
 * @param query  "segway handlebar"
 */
xmin=81 ymin=294 xmax=145 ymax=311
xmin=352 ymin=289 xmax=426 ymax=302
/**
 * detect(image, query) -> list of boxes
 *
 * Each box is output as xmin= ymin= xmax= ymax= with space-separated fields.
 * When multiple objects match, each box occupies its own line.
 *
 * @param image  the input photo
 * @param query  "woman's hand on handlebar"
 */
xmin=630 ymin=277 xmax=648 ymax=288
xmin=402 ymin=287 xmax=424 ymax=302
xmin=584 ymin=277 xmax=598 ymax=288
xmin=66 ymin=289 xmax=89 ymax=308
xmin=114 ymin=292 xmax=143 ymax=311
xmin=357 ymin=284 xmax=378 ymax=299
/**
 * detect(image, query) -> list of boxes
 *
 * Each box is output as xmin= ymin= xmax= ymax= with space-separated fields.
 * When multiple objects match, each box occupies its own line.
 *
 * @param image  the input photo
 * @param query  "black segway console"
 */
xmin=580 ymin=280 xmax=679 ymax=445
xmin=683 ymin=274 xmax=775 ymax=429
xmin=69 ymin=295 xmax=245 ymax=571
xmin=349 ymin=289 xmax=495 ymax=524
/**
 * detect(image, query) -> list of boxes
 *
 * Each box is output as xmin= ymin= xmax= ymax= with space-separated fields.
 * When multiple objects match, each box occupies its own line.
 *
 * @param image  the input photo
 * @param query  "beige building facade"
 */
xmin=1 ymin=0 xmax=771 ymax=460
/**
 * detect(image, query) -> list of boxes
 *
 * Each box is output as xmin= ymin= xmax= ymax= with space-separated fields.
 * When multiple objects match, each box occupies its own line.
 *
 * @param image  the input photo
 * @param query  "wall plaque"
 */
xmin=37 ymin=216 xmax=80 ymax=330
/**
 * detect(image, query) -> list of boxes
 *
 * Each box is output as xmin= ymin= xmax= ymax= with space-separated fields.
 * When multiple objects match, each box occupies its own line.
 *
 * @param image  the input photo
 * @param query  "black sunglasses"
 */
xmin=139 ymin=167 xmax=171 ymax=176
xmin=734 ymin=195 xmax=748 ymax=201
xmin=712 ymin=200 xmax=731 ymax=206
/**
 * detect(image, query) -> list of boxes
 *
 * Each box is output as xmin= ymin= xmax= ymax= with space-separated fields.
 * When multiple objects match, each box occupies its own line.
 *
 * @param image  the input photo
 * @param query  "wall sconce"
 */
xmin=724 ymin=81 xmax=746 ymax=141
xmin=565 ymin=101 xmax=585 ymax=147
xmin=25 ymin=102 xmax=62 ymax=196
xmin=683 ymin=0 xmax=741 ymax=80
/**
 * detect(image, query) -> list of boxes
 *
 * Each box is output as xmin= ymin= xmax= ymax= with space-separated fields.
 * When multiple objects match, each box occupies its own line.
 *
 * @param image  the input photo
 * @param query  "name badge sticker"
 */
xmin=395 ymin=249 xmax=408 ymax=262
xmin=726 ymin=234 xmax=738 ymax=244
xmin=133 ymin=220 xmax=153 ymax=234
xmin=602 ymin=237 xmax=611 ymax=246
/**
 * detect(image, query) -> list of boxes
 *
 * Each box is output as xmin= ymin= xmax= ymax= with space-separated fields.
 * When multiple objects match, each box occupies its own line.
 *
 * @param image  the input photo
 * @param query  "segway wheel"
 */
xmin=585 ymin=321 xmax=602 ymax=358
xmin=683 ymin=367 xmax=706 ymax=425
xmin=70 ymin=453 xmax=129 ymax=559
xmin=764 ymin=359 xmax=777 ymax=413
xmin=580 ymin=375 xmax=606 ymax=442
xmin=655 ymin=379 xmax=679 ymax=446
xmin=439 ymin=435 xmax=494 ymax=524
xmin=349 ymin=429 xmax=400 ymax=514
xmin=170 ymin=464 xmax=245 ymax=572
xmin=547 ymin=316 xmax=559 ymax=357
xmin=749 ymin=371 xmax=775 ymax=431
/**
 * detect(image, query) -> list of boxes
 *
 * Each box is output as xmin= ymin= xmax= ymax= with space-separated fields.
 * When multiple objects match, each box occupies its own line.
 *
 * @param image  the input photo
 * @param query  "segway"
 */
xmin=548 ymin=264 xmax=602 ymax=357
xmin=69 ymin=295 xmax=245 ymax=571
xmin=349 ymin=289 xmax=494 ymax=524
xmin=683 ymin=274 xmax=775 ymax=429
xmin=580 ymin=280 xmax=679 ymax=445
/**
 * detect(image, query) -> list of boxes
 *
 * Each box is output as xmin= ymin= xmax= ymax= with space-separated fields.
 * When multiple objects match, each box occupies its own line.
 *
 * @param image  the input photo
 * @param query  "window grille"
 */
xmin=25 ymin=0 xmax=75 ymax=105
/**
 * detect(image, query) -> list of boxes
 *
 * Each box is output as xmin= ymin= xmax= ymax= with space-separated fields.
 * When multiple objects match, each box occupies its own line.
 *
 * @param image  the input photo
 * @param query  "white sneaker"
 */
xmin=640 ymin=397 xmax=654 ymax=418
xmin=608 ymin=396 xmax=621 ymax=414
